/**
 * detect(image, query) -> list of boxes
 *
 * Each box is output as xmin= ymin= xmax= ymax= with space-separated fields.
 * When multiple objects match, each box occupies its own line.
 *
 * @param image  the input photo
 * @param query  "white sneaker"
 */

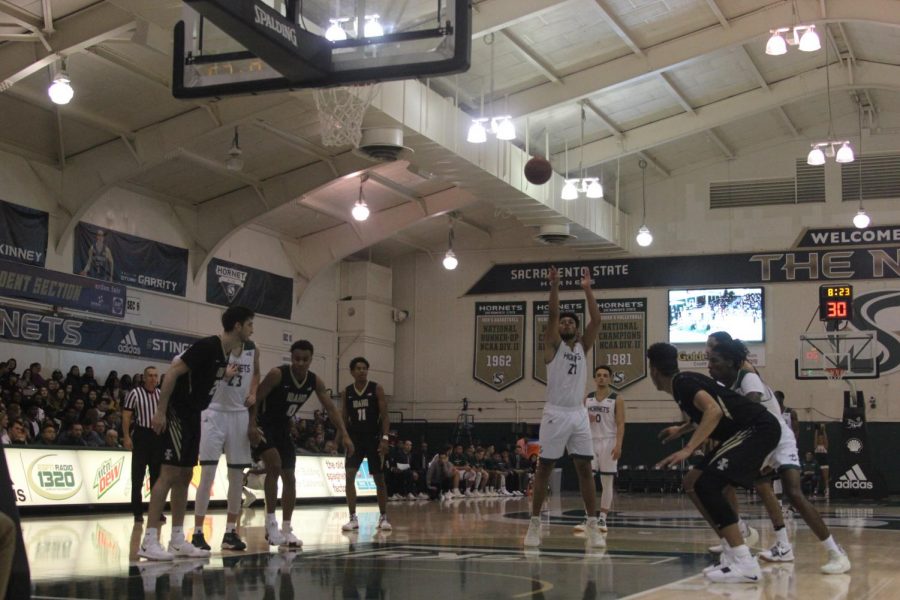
xmin=417 ymin=493 xmax=430 ymax=500
xmin=139 ymin=538 xmax=174 ymax=561
xmin=820 ymin=548 xmax=851 ymax=574
xmin=705 ymin=557 xmax=762 ymax=584
xmin=704 ymin=551 xmax=733 ymax=574
xmin=598 ymin=514 xmax=608 ymax=533
xmin=759 ymin=542 xmax=794 ymax=562
xmin=341 ymin=516 xmax=360 ymax=531
xmin=513 ymin=491 xmax=524 ymax=496
xmin=406 ymin=493 xmax=417 ymax=501
xmin=709 ymin=543 xmax=725 ymax=553
xmin=464 ymin=489 xmax=475 ymax=498
xmin=586 ymin=523 xmax=607 ymax=548
xmin=573 ymin=520 xmax=587 ymax=532
xmin=168 ymin=539 xmax=211 ymax=558
xmin=451 ymin=488 xmax=462 ymax=497
xmin=266 ymin=523 xmax=286 ymax=546
xmin=389 ymin=494 xmax=402 ymax=501
xmin=280 ymin=527 xmax=302 ymax=549
xmin=377 ymin=515 xmax=392 ymax=531
xmin=524 ymin=520 xmax=541 ymax=547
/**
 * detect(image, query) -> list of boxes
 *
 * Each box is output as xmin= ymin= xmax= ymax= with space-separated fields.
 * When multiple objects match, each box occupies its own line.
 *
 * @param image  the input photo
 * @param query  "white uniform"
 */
xmin=586 ymin=391 xmax=619 ymax=474
xmin=199 ymin=341 xmax=255 ymax=467
xmin=539 ymin=341 xmax=593 ymax=460
xmin=732 ymin=370 xmax=799 ymax=470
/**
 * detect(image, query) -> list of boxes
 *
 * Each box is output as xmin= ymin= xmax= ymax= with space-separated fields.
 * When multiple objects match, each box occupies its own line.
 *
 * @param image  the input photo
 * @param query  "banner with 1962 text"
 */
xmin=473 ymin=302 xmax=525 ymax=391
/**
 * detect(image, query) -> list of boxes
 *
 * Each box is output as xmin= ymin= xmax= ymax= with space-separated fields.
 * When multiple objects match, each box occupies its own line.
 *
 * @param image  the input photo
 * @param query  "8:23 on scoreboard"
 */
xmin=819 ymin=284 xmax=852 ymax=321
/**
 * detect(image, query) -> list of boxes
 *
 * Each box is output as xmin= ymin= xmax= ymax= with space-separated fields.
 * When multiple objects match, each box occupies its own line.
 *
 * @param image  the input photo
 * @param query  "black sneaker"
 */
xmin=222 ymin=531 xmax=247 ymax=551
xmin=191 ymin=532 xmax=211 ymax=551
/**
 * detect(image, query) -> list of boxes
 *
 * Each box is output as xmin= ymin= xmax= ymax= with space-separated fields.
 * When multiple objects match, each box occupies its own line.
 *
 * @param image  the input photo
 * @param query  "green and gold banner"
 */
xmin=473 ymin=302 xmax=526 ymax=391
xmin=532 ymin=300 xmax=585 ymax=385
xmin=593 ymin=298 xmax=647 ymax=390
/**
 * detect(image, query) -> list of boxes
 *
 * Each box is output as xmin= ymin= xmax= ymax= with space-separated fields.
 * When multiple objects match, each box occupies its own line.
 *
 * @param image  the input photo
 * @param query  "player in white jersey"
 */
xmin=576 ymin=365 xmax=625 ymax=534
xmin=192 ymin=337 xmax=260 ymax=552
xmin=525 ymin=267 xmax=605 ymax=548
xmin=708 ymin=340 xmax=850 ymax=574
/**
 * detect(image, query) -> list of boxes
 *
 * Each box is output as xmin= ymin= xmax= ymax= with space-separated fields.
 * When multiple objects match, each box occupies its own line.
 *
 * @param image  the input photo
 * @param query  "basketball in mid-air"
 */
xmin=524 ymin=156 xmax=553 ymax=185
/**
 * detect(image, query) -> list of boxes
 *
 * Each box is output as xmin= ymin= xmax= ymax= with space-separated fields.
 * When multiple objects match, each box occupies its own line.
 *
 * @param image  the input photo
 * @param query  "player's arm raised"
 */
xmin=580 ymin=268 xmax=602 ymax=354
xmin=543 ymin=267 xmax=562 ymax=364
xmin=318 ymin=378 xmax=354 ymax=456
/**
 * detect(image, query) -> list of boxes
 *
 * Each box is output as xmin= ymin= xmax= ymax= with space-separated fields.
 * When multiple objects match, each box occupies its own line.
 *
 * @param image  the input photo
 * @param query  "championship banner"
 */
xmin=465 ymin=248 xmax=900 ymax=294
xmin=0 ymin=259 xmax=125 ymax=317
xmin=0 ymin=198 xmax=48 ymax=266
xmin=207 ymin=257 xmax=293 ymax=319
xmin=74 ymin=223 xmax=188 ymax=296
xmin=473 ymin=302 xmax=526 ymax=391
xmin=0 ymin=302 xmax=196 ymax=362
xmin=532 ymin=300 xmax=584 ymax=385
xmin=594 ymin=298 xmax=647 ymax=390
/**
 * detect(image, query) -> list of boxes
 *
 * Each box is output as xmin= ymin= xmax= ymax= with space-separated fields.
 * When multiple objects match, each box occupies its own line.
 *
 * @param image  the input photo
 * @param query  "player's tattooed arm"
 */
xmin=543 ymin=266 xmax=562 ymax=364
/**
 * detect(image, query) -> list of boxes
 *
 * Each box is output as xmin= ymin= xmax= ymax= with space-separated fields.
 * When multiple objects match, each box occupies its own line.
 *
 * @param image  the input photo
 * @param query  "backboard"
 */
xmin=795 ymin=331 xmax=880 ymax=380
xmin=173 ymin=0 xmax=471 ymax=98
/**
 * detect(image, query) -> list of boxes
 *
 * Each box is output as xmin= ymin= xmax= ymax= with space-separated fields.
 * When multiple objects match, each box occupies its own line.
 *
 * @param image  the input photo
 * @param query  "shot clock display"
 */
xmin=819 ymin=284 xmax=852 ymax=321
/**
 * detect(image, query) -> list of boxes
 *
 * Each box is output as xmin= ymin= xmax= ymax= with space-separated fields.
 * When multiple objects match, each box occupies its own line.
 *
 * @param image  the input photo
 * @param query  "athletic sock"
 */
xmin=143 ymin=528 xmax=158 ymax=544
xmin=282 ymin=520 xmax=291 ymax=531
xmin=731 ymin=544 xmax=752 ymax=561
xmin=194 ymin=526 xmax=203 ymax=535
xmin=775 ymin=526 xmax=789 ymax=546
xmin=821 ymin=535 xmax=840 ymax=553
xmin=530 ymin=516 xmax=541 ymax=525
xmin=266 ymin=513 xmax=277 ymax=526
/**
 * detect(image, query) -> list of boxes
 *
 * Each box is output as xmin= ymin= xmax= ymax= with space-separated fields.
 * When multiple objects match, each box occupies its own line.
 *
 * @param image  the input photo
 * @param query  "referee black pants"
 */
xmin=131 ymin=427 xmax=163 ymax=519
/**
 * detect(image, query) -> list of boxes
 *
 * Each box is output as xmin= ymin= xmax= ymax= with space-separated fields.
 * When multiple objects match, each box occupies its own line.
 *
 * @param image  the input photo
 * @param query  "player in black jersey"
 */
xmin=340 ymin=357 xmax=390 ymax=532
xmin=139 ymin=305 xmax=255 ymax=561
xmin=250 ymin=340 xmax=353 ymax=547
xmin=648 ymin=342 xmax=780 ymax=584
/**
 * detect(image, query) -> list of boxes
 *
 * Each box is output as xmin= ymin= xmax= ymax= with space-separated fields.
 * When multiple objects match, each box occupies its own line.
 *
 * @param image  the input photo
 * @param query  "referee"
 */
xmin=123 ymin=366 xmax=163 ymax=523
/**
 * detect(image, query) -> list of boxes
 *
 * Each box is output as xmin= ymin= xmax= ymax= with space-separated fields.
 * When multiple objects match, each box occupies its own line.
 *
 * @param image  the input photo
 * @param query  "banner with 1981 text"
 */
xmin=473 ymin=302 xmax=526 ymax=391
xmin=533 ymin=300 xmax=585 ymax=385
xmin=594 ymin=298 xmax=647 ymax=390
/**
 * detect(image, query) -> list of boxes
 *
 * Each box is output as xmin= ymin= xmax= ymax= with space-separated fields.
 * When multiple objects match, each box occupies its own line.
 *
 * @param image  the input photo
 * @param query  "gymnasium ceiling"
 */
xmin=1 ymin=0 xmax=899 ymax=288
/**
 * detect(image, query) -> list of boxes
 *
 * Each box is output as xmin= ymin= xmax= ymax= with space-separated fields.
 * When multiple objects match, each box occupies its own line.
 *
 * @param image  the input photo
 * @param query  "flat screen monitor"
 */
xmin=668 ymin=287 xmax=764 ymax=344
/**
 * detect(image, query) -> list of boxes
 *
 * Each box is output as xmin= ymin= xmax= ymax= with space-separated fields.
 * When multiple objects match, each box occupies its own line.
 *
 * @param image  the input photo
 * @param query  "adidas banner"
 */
xmin=73 ymin=223 xmax=188 ymax=296
xmin=206 ymin=258 xmax=293 ymax=320
xmin=832 ymin=391 xmax=887 ymax=499
xmin=0 ymin=197 xmax=48 ymax=267
xmin=0 ymin=302 xmax=197 ymax=362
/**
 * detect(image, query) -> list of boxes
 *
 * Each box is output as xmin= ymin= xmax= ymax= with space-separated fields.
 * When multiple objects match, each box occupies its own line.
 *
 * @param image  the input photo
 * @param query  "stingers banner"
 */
xmin=593 ymin=298 xmax=647 ymax=390
xmin=473 ymin=302 xmax=525 ymax=391
xmin=533 ymin=300 xmax=585 ymax=385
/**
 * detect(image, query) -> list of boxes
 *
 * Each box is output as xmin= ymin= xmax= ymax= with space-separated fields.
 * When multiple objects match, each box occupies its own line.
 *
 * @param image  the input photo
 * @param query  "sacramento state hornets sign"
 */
xmin=473 ymin=302 xmax=525 ymax=391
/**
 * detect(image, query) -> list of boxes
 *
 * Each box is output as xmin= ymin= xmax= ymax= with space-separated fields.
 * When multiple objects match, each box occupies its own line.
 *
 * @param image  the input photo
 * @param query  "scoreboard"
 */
xmin=819 ymin=284 xmax=852 ymax=321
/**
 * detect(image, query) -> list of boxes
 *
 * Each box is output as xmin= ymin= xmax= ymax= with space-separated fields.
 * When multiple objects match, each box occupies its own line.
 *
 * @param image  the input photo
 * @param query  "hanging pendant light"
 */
xmin=635 ymin=160 xmax=653 ymax=247
xmin=352 ymin=175 xmax=370 ymax=221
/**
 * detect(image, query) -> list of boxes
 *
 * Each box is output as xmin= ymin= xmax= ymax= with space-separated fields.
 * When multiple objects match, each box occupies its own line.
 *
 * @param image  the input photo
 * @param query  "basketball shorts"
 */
xmin=591 ymin=437 xmax=618 ymax=474
xmin=762 ymin=423 xmax=800 ymax=472
xmin=699 ymin=414 xmax=781 ymax=489
xmin=253 ymin=424 xmax=297 ymax=470
xmin=162 ymin=406 xmax=201 ymax=468
xmin=538 ymin=404 xmax=593 ymax=461
xmin=346 ymin=433 xmax=384 ymax=475
xmin=198 ymin=409 xmax=252 ymax=468
xmin=815 ymin=451 xmax=829 ymax=467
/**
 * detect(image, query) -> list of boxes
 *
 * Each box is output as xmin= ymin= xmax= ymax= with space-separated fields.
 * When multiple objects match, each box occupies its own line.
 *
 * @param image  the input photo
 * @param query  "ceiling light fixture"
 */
xmin=807 ymin=38 xmax=854 ymax=166
xmin=467 ymin=34 xmax=516 ymax=144
xmin=562 ymin=104 xmax=604 ymax=200
xmin=635 ymin=159 xmax=653 ymax=247
xmin=852 ymin=103 xmax=870 ymax=229
xmin=442 ymin=216 xmax=458 ymax=270
xmin=325 ymin=18 xmax=349 ymax=41
xmin=48 ymin=58 xmax=74 ymax=105
xmin=766 ymin=2 xmax=820 ymax=56
xmin=225 ymin=127 xmax=244 ymax=171
xmin=352 ymin=174 xmax=370 ymax=221
xmin=363 ymin=14 xmax=384 ymax=37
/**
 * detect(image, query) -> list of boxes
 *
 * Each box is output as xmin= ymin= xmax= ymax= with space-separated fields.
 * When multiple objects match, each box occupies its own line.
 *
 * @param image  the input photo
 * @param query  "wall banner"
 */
xmin=594 ymin=298 xmax=647 ymax=390
xmin=0 ymin=259 xmax=125 ymax=317
xmin=74 ymin=223 xmax=188 ymax=296
xmin=207 ymin=258 xmax=293 ymax=319
xmin=0 ymin=302 xmax=197 ymax=362
xmin=795 ymin=224 xmax=900 ymax=249
xmin=465 ymin=248 xmax=900 ymax=295
xmin=0 ymin=198 xmax=48 ymax=266
xmin=473 ymin=302 xmax=526 ymax=391
xmin=532 ymin=300 xmax=584 ymax=385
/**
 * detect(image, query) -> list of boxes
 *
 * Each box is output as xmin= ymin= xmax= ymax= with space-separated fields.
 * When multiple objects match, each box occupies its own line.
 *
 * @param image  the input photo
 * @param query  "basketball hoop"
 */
xmin=824 ymin=367 xmax=845 ymax=381
xmin=313 ymin=84 xmax=381 ymax=147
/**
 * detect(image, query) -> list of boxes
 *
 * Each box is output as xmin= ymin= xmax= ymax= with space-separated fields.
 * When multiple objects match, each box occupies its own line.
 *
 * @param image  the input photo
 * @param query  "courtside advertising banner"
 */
xmin=0 ymin=303 xmax=197 ymax=362
xmin=473 ymin=302 xmax=526 ymax=391
xmin=0 ymin=198 xmax=48 ymax=267
xmin=73 ymin=223 xmax=188 ymax=296
xmin=0 ymin=259 xmax=125 ymax=317
xmin=206 ymin=257 xmax=293 ymax=319
xmin=594 ymin=298 xmax=647 ymax=390
xmin=532 ymin=300 xmax=584 ymax=385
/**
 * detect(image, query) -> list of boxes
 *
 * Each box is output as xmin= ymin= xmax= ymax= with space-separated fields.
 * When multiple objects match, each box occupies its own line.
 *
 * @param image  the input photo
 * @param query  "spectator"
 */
xmin=29 ymin=363 xmax=46 ymax=388
xmin=8 ymin=420 xmax=28 ymax=445
xmin=426 ymin=446 xmax=455 ymax=500
xmin=50 ymin=369 xmax=63 ymax=383
xmin=76 ymin=383 xmax=90 ymax=401
xmin=81 ymin=366 xmax=98 ymax=389
xmin=17 ymin=370 xmax=36 ymax=398
xmin=57 ymin=422 xmax=88 ymax=447
xmin=49 ymin=389 xmax=67 ymax=417
xmin=801 ymin=451 xmax=820 ymax=497
xmin=0 ymin=361 xmax=11 ymax=388
xmin=68 ymin=398 xmax=86 ymax=422
xmin=323 ymin=440 xmax=339 ymax=456
xmin=388 ymin=440 xmax=421 ymax=500
xmin=22 ymin=405 xmax=41 ymax=441
xmin=104 ymin=429 xmax=121 ymax=448
xmin=6 ymin=404 xmax=21 ymax=423
xmin=64 ymin=366 xmax=81 ymax=389
xmin=35 ymin=386 xmax=50 ymax=407
xmin=119 ymin=374 xmax=133 ymax=391
xmin=37 ymin=423 xmax=57 ymax=446
xmin=448 ymin=444 xmax=473 ymax=497
xmin=103 ymin=371 xmax=119 ymax=394
xmin=410 ymin=441 xmax=431 ymax=485
xmin=0 ymin=413 xmax=8 ymax=445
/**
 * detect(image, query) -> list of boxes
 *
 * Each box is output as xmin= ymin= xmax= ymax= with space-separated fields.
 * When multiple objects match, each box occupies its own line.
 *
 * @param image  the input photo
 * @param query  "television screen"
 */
xmin=668 ymin=287 xmax=764 ymax=344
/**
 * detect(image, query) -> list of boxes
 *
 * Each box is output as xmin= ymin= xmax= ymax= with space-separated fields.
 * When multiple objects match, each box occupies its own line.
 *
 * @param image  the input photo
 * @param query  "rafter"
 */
xmin=583 ymin=100 xmax=624 ymax=140
xmin=658 ymin=73 xmax=695 ymax=115
xmin=472 ymin=0 xmax=572 ymax=38
xmin=704 ymin=0 xmax=730 ymax=29
xmin=592 ymin=0 xmax=644 ymax=57
xmin=499 ymin=29 xmax=561 ymax=84
xmin=706 ymin=129 xmax=734 ymax=159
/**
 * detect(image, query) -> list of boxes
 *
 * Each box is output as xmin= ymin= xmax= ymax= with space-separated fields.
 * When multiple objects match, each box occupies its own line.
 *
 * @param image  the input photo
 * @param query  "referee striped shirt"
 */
xmin=123 ymin=386 xmax=159 ymax=429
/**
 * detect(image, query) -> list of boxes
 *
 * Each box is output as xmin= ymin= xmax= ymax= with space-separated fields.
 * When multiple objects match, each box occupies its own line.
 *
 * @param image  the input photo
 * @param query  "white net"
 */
xmin=313 ymin=84 xmax=381 ymax=147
